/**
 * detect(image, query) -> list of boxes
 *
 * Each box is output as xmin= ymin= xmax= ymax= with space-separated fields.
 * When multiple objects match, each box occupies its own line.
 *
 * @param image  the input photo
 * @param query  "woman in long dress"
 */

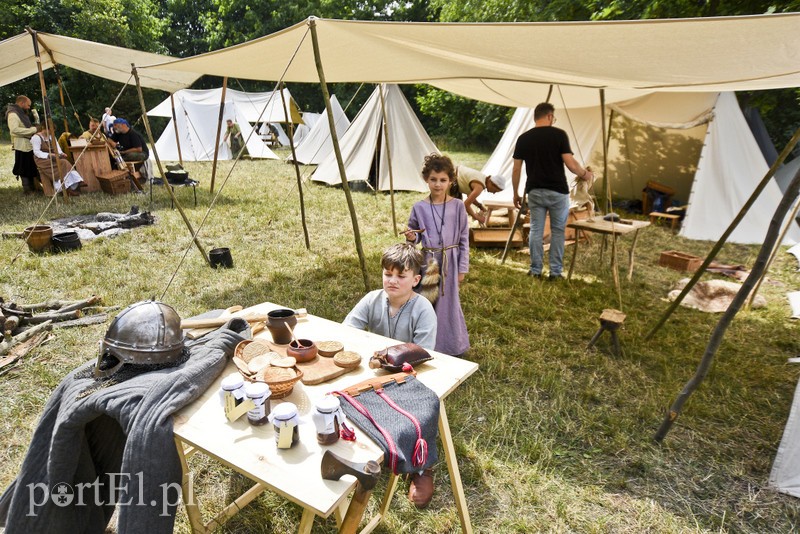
xmin=405 ymin=154 xmax=470 ymax=356
xmin=32 ymin=122 xmax=84 ymax=196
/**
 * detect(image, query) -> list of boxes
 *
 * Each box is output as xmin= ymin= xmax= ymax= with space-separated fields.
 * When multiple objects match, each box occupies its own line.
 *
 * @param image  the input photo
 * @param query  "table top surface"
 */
xmin=173 ymin=302 xmax=479 ymax=517
xmin=567 ymin=218 xmax=650 ymax=235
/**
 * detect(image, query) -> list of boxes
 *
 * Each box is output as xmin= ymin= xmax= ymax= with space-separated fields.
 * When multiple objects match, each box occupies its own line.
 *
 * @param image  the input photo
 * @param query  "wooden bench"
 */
xmin=649 ymin=211 xmax=681 ymax=231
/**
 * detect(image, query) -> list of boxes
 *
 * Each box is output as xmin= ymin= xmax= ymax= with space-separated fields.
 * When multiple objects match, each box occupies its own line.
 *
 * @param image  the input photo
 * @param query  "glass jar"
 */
xmin=244 ymin=382 xmax=271 ymax=426
xmin=312 ymin=396 xmax=344 ymax=445
xmin=219 ymin=373 xmax=246 ymax=417
xmin=269 ymin=402 xmax=300 ymax=449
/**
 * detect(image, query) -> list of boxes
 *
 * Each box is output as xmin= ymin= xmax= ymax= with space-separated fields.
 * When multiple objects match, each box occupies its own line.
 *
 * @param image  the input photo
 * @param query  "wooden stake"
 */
xmin=131 ymin=64 xmax=211 ymax=266
xmin=646 ymin=124 xmax=800 ymax=341
xmin=210 ymin=77 xmax=228 ymax=193
xmin=170 ymin=94 xmax=184 ymax=166
xmin=655 ymin=163 xmax=800 ymax=443
xmin=309 ymin=17 xmax=370 ymax=291
xmin=378 ymin=84 xmax=397 ymax=233
xmin=280 ymin=83 xmax=310 ymax=250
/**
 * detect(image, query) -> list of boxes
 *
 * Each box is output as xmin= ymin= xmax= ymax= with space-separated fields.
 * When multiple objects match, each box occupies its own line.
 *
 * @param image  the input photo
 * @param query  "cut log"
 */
xmin=52 ymin=313 xmax=108 ymax=329
xmin=0 ymin=331 xmax=50 ymax=371
xmin=0 ymin=320 xmax=52 ymax=356
xmin=56 ymin=295 xmax=102 ymax=313
xmin=22 ymin=310 xmax=81 ymax=324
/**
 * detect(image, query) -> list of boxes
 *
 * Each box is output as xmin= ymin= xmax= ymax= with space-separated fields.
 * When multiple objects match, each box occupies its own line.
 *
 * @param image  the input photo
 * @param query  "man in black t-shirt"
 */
xmin=512 ymin=103 xmax=594 ymax=279
xmin=108 ymin=118 xmax=149 ymax=162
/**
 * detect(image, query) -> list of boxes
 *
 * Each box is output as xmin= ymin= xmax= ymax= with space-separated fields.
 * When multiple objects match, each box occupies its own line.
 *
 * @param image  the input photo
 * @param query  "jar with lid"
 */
xmin=244 ymin=382 xmax=271 ymax=426
xmin=268 ymin=402 xmax=300 ymax=449
xmin=312 ymin=395 xmax=345 ymax=445
xmin=219 ymin=373 xmax=246 ymax=417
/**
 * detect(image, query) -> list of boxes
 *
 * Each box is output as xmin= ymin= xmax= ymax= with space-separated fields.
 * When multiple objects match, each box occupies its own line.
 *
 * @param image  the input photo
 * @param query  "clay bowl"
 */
xmin=22 ymin=225 xmax=53 ymax=253
xmin=286 ymin=339 xmax=317 ymax=363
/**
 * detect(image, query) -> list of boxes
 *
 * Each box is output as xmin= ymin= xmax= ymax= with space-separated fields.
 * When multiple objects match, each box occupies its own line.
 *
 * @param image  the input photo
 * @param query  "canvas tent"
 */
xmin=146 ymin=88 xmax=304 ymax=160
xmin=290 ymin=95 xmax=350 ymax=165
xmin=312 ymin=84 xmax=437 ymax=192
xmin=479 ymin=92 xmax=800 ymax=245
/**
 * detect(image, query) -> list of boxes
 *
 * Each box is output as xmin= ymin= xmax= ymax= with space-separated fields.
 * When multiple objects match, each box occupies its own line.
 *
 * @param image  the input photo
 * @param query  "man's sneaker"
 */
xmin=527 ymin=271 xmax=542 ymax=279
xmin=547 ymin=274 xmax=563 ymax=282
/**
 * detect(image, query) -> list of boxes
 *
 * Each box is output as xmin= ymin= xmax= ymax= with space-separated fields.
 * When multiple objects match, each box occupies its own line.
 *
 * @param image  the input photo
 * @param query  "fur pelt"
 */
xmin=419 ymin=256 xmax=440 ymax=305
xmin=667 ymin=278 xmax=766 ymax=313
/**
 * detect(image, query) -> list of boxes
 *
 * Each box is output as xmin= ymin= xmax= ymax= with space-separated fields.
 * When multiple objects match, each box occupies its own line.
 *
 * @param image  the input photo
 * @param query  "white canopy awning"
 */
xmin=0 ymin=31 xmax=199 ymax=92
xmin=145 ymin=14 xmax=800 ymax=108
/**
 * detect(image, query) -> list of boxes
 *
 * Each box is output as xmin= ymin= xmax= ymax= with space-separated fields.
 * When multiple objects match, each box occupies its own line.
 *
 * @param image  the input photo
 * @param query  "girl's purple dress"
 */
xmin=408 ymin=197 xmax=470 ymax=356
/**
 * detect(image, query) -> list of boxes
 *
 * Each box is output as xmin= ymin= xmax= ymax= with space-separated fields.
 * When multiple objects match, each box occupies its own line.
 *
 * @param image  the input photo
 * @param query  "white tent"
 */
xmin=771 ymin=378 xmax=800 ymax=498
xmin=146 ymin=88 xmax=303 ymax=161
xmin=290 ymin=95 xmax=350 ymax=165
xmin=479 ymin=92 xmax=800 ymax=245
xmin=312 ymin=84 xmax=437 ymax=192
xmin=260 ymin=123 xmax=290 ymax=146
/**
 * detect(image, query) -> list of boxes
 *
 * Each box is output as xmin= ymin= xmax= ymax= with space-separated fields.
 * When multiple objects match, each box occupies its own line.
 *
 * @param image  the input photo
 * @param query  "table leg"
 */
xmin=567 ymin=229 xmax=579 ymax=281
xmin=359 ymin=474 xmax=400 ymax=534
xmin=627 ymin=229 xmax=641 ymax=281
xmin=611 ymin=235 xmax=620 ymax=294
xmin=600 ymin=235 xmax=607 ymax=264
xmin=438 ymin=401 xmax=473 ymax=534
xmin=298 ymin=508 xmax=316 ymax=534
xmin=175 ymin=437 xmax=207 ymax=534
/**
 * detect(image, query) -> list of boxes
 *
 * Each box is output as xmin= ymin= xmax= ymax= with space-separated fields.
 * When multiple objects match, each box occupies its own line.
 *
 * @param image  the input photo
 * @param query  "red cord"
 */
xmin=335 ymin=391 xmax=399 ymax=474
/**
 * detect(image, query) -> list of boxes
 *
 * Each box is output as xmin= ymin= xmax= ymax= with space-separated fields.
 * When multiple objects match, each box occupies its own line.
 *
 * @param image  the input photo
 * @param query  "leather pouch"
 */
xmin=369 ymin=343 xmax=433 ymax=372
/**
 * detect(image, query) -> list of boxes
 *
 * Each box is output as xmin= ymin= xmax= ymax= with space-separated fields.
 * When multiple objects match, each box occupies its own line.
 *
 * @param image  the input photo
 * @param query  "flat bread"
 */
xmin=241 ymin=340 xmax=273 ymax=362
xmin=271 ymin=356 xmax=297 ymax=368
xmin=333 ymin=351 xmax=361 ymax=369
xmin=259 ymin=366 xmax=296 ymax=383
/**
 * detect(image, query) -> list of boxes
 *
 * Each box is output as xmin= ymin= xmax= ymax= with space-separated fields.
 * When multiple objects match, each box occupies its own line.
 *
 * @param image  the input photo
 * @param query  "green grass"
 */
xmin=1 ymin=143 xmax=800 ymax=532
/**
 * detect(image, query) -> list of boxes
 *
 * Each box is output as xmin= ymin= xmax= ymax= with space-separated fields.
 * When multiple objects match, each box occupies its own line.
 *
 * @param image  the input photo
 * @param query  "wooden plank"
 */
xmin=297 ymin=354 xmax=361 ymax=385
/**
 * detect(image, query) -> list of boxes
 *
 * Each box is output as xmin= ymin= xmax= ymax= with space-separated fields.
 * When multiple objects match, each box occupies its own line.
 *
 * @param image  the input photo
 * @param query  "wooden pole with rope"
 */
xmin=170 ymin=94 xmax=184 ymax=166
xmin=210 ymin=77 xmax=228 ymax=194
xmin=131 ymin=64 xmax=210 ymax=267
xmin=309 ymin=17 xmax=370 ymax=291
xmin=26 ymin=28 xmax=68 ymax=203
xmin=378 ymin=84 xmax=398 ymax=233
xmin=280 ymin=82 xmax=310 ymax=250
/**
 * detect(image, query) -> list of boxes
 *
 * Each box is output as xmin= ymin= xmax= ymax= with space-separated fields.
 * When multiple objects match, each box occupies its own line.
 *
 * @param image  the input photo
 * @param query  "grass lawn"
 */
xmin=1 ymin=142 xmax=800 ymax=533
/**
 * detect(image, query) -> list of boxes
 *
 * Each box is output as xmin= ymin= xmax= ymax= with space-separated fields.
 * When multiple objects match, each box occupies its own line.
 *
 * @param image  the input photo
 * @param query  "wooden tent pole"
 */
xmin=210 ymin=77 xmax=228 ymax=193
xmin=646 ymin=125 xmax=800 ymax=340
xmin=55 ymin=67 xmax=69 ymax=134
xmin=309 ymin=17 xmax=370 ymax=291
xmin=131 ymin=65 xmax=211 ymax=267
xmin=746 ymin=192 xmax=800 ymax=309
xmin=599 ymin=89 xmax=621 ymax=307
xmin=654 ymin=163 xmax=800 ymax=443
xmin=170 ymin=94 xmax=184 ymax=166
xmin=280 ymin=82 xmax=310 ymax=250
xmin=26 ymin=28 xmax=68 ymax=203
xmin=378 ymin=84 xmax=397 ymax=232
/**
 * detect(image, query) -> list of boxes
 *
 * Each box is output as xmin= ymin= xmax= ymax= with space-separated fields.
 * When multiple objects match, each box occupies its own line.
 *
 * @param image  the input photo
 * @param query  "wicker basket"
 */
xmin=97 ymin=170 xmax=131 ymax=195
xmin=659 ymin=250 xmax=702 ymax=272
xmin=233 ymin=339 xmax=302 ymax=398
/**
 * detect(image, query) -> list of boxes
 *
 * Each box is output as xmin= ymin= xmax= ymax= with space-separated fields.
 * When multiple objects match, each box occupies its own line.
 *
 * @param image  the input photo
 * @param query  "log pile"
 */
xmin=0 ymin=295 xmax=112 ymax=369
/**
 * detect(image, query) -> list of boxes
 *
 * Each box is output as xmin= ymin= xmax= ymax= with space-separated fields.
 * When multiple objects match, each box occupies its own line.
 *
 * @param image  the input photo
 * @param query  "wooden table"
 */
xmin=566 ymin=219 xmax=650 ymax=281
xmin=69 ymin=143 xmax=112 ymax=193
xmin=173 ymin=302 xmax=479 ymax=533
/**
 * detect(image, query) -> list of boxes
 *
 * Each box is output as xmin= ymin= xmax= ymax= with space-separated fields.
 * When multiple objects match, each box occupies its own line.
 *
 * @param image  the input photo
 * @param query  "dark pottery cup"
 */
xmin=266 ymin=308 xmax=298 ymax=344
xmin=209 ymin=247 xmax=233 ymax=269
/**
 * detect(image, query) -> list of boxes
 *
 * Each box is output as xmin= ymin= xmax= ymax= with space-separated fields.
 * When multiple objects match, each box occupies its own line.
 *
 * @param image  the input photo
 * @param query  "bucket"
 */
xmin=52 ymin=231 xmax=82 ymax=253
xmin=22 ymin=225 xmax=53 ymax=253
xmin=209 ymin=247 xmax=233 ymax=269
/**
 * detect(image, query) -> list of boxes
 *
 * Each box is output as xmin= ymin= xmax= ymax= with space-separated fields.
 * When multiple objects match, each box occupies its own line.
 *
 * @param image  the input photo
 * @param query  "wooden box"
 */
xmin=470 ymin=227 xmax=523 ymax=248
xmin=97 ymin=170 xmax=131 ymax=195
xmin=659 ymin=250 xmax=702 ymax=272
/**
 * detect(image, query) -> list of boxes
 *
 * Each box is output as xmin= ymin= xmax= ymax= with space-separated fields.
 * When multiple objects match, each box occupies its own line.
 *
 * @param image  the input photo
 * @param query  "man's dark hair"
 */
xmin=534 ymin=102 xmax=555 ymax=121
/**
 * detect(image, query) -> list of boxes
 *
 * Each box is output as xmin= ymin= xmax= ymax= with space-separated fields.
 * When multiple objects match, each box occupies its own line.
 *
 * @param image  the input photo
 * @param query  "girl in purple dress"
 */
xmin=404 ymin=154 xmax=470 ymax=356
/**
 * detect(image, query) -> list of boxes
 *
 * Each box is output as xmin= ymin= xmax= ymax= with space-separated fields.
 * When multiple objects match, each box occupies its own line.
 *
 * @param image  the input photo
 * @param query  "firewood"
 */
xmin=4 ymin=315 xmax=20 ymax=338
xmin=0 ymin=331 xmax=50 ymax=371
xmin=56 ymin=295 xmax=102 ymax=313
xmin=22 ymin=310 xmax=81 ymax=325
xmin=0 ymin=320 xmax=52 ymax=356
xmin=52 ymin=313 xmax=108 ymax=329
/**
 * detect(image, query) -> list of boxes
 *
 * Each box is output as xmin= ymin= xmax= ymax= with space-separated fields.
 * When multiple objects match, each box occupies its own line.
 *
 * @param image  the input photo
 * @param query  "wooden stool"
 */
xmin=587 ymin=309 xmax=626 ymax=356
xmin=649 ymin=212 xmax=680 ymax=231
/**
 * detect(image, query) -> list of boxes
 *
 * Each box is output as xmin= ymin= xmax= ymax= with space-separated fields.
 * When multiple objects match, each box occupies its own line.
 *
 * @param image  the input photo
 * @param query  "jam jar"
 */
xmin=269 ymin=402 xmax=300 ymax=449
xmin=244 ymin=382 xmax=271 ymax=426
xmin=312 ymin=395 xmax=344 ymax=445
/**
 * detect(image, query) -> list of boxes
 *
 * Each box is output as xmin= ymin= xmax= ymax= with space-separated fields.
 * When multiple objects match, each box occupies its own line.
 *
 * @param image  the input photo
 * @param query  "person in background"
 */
xmin=108 ymin=118 xmax=149 ymax=163
xmin=449 ymin=164 xmax=508 ymax=225
xmin=57 ymin=130 xmax=78 ymax=164
xmin=223 ymin=119 xmax=246 ymax=157
xmin=512 ymin=102 xmax=593 ymax=280
xmin=32 ymin=121 xmax=85 ymax=196
xmin=101 ymin=107 xmax=116 ymax=136
xmin=344 ymin=243 xmax=437 ymax=350
xmin=80 ymin=117 xmax=107 ymax=144
xmin=405 ymin=153 xmax=470 ymax=357
xmin=5 ymin=95 xmax=40 ymax=194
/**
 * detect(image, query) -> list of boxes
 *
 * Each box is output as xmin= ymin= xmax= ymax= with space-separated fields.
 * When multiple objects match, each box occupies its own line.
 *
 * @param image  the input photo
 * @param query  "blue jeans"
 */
xmin=528 ymin=189 xmax=569 ymax=276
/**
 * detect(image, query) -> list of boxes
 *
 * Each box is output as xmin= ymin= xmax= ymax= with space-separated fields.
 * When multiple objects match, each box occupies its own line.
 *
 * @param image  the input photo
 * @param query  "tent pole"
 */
xmin=600 ymin=89 xmax=622 ymax=307
xmin=26 ymin=28 xmax=68 ymax=203
xmin=654 ymin=163 xmax=800 ymax=443
xmin=131 ymin=64 xmax=211 ymax=267
xmin=280 ymin=82 xmax=310 ymax=250
xmin=309 ymin=17 xmax=370 ymax=291
xmin=210 ymin=77 xmax=228 ymax=193
xmin=746 ymin=193 xmax=800 ymax=309
xmin=646 ymin=124 xmax=800 ymax=341
xmin=55 ymin=67 xmax=69 ymax=134
xmin=170 ymin=94 xmax=183 ymax=166
xmin=378 ymin=84 xmax=398 ymax=232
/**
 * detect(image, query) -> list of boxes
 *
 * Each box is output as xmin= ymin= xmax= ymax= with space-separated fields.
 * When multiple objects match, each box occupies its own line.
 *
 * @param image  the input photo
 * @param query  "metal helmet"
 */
xmin=94 ymin=300 xmax=184 ymax=378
